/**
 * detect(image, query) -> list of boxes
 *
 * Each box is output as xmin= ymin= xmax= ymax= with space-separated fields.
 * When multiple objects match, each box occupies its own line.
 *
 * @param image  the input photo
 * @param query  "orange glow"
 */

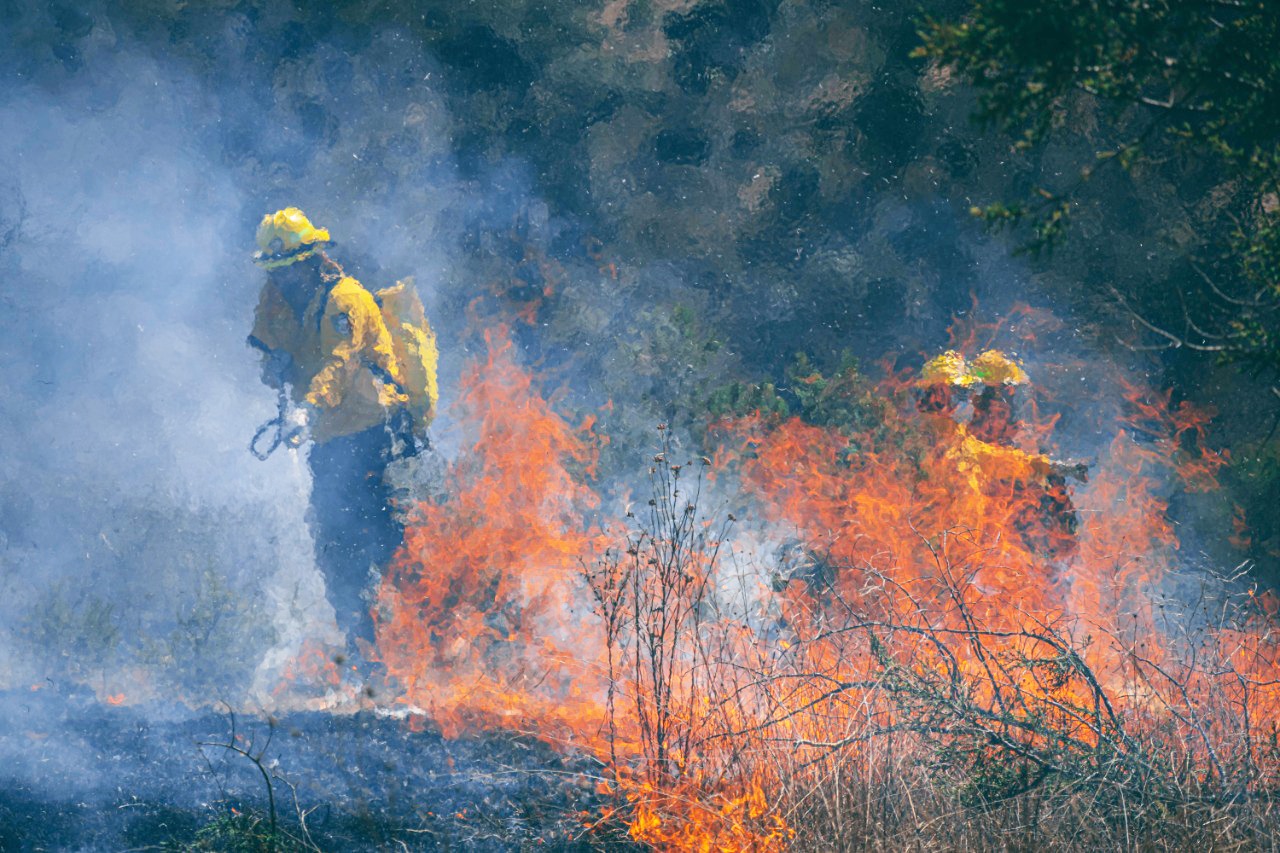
xmin=376 ymin=327 xmax=613 ymax=741
xmin=366 ymin=321 xmax=1275 ymax=846
xmin=275 ymin=639 xmax=344 ymax=697
xmin=703 ymin=340 xmax=1278 ymax=810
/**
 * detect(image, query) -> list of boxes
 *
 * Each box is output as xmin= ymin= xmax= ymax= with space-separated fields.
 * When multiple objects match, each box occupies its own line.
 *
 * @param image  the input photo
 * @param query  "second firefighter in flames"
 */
xmin=916 ymin=348 xmax=1086 ymax=555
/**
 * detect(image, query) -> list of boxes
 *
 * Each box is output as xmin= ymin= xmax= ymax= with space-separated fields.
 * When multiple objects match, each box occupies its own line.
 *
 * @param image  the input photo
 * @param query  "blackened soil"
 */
xmin=0 ymin=688 xmax=629 ymax=851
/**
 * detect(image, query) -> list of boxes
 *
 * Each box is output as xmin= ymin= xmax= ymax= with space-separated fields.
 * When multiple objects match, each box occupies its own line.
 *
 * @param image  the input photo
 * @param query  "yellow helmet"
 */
xmin=253 ymin=207 xmax=332 ymax=270
xmin=918 ymin=350 xmax=977 ymax=388
xmin=969 ymin=350 xmax=1029 ymax=386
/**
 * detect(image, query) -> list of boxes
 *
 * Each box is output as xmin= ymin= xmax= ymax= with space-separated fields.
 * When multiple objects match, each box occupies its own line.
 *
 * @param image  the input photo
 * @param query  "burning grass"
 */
xmin=371 ymin=328 xmax=1280 ymax=850
xmin=375 ymin=326 xmax=612 ymax=741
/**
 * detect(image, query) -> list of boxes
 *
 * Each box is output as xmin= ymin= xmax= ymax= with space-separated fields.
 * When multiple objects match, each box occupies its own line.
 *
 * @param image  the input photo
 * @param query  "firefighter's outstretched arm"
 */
xmin=247 ymin=332 xmax=303 ymax=459
xmin=306 ymin=277 xmax=405 ymax=410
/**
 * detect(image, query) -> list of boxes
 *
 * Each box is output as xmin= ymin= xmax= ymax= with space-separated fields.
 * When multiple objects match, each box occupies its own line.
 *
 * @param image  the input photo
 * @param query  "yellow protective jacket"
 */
xmin=947 ymin=432 xmax=1053 ymax=495
xmin=250 ymin=274 xmax=407 ymax=443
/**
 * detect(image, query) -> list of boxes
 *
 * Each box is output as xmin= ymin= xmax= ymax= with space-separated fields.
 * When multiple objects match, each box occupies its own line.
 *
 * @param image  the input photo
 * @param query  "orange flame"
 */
xmin=376 ymin=327 xmax=611 ymax=741
xmin=703 ymin=342 xmax=1280 ymax=809
xmin=368 ymin=322 xmax=1272 ymax=847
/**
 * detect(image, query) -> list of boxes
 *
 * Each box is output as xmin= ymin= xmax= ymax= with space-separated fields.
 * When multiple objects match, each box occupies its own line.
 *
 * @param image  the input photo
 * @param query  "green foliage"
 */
xmin=1224 ymin=443 xmax=1280 ymax=584
xmin=917 ymin=0 xmax=1280 ymax=162
xmin=183 ymin=811 xmax=298 ymax=853
xmin=23 ymin=583 xmax=123 ymax=681
xmin=20 ymin=558 xmax=274 ymax=700
xmin=918 ymin=0 xmax=1280 ymax=363
xmin=710 ymin=353 xmax=891 ymax=435
xmin=784 ymin=352 xmax=889 ymax=435
xmin=139 ymin=564 xmax=277 ymax=699
xmin=706 ymin=380 xmax=788 ymax=420
xmin=945 ymin=748 xmax=1048 ymax=807
xmin=616 ymin=303 xmax=735 ymax=413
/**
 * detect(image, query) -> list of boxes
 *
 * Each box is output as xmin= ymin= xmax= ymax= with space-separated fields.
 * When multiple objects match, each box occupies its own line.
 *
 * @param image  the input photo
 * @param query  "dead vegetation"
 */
xmin=583 ymin=431 xmax=1280 ymax=851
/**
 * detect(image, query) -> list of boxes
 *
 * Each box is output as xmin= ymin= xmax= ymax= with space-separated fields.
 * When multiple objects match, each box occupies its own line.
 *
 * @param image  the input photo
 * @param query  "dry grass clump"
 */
xmin=585 ymin=436 xmax=1280 ymax=850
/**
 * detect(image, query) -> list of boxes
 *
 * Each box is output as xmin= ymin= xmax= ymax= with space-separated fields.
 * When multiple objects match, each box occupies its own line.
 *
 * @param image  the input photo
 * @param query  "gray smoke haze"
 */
xmin=0 ymin=6 xmax=1234 ymax=814
xmin=0 ymin=10 xmax=510 ymax=709
xmin=0 ymin=48 xmax=317 ymax=700
xmin=0 ymin=5 xmax=673 ymax=719
xmin=0 ymin=2 xmax=1138 ymax=690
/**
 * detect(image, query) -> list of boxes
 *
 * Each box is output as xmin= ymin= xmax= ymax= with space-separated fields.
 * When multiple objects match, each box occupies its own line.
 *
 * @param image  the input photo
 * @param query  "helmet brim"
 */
xmin=252 ymin=240 xmax=334 ymax=269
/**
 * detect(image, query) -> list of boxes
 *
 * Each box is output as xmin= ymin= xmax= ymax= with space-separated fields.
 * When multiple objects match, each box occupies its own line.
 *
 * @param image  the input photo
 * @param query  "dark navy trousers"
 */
xmin=306 ymin=424 xmax=402 ymax=652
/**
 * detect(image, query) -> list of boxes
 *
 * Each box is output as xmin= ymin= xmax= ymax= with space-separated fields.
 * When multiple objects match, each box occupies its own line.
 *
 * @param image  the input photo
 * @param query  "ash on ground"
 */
xmin=0 ymin=688 xmax=626 ymax=851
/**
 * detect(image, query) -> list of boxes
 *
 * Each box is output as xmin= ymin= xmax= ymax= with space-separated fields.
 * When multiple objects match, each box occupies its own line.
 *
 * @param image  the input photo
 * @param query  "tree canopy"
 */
xmin=918 ymin=0 xmax=1280 ymax=378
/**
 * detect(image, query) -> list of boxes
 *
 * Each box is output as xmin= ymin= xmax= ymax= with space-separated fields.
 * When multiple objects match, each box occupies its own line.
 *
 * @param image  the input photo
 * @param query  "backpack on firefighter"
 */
xmin=373 ymin=277 xmax=440 ymax=449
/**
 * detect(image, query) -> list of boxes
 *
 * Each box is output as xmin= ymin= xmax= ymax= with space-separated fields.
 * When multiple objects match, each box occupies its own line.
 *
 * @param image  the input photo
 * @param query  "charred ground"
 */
xmin=3 ymin=0 xmax=1280 ymax=850
xmin=0 ymin=687 xmax=616 ymax=851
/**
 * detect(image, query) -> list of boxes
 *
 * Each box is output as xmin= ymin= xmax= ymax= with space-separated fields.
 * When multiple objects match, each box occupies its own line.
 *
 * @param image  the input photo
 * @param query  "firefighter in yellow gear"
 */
xmin=248 ymin=207 xmax=411 ymax=653
xmin=966 ymin=350 xmax=1080 ymax=547
xmin=916 ymin=350 xmax=1047 ymax=486
xmin=916 ymin=350 xmax=976 ymax=440
xmin=967 ymin=349 xmax=1028 ymax=445
xmin=916 ymin=349 xmax=1080 ymax=553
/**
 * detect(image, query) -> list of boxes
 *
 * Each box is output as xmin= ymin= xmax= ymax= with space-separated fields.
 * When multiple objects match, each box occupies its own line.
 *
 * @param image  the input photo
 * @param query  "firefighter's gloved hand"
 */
xmin=388 ymin=407 xmax=422 ymax=459
xmin=259 ymin=348 xmax=293 ymax=389
xmin=284 ymin=404 xmax=313 ymax=449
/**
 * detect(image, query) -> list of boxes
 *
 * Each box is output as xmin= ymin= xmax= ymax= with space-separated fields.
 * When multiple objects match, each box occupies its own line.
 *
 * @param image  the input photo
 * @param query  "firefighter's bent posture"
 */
xmin=248 ymin=208 xmax=428 ymax=657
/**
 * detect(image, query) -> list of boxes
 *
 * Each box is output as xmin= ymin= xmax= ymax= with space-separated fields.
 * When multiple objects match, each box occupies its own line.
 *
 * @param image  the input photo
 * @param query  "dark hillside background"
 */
xmin=0 ymin=0 xmax=1272 ymax=724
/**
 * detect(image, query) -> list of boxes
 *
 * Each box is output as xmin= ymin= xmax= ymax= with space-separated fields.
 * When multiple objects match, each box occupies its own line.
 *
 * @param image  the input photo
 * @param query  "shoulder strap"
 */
xmin=311 ymin=252 xmax=348 ymax=331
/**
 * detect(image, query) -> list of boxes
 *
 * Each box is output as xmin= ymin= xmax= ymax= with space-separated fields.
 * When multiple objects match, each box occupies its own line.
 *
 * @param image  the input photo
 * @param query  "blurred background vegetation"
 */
xmin=4 ymin=0 xmax=1276 ymax=601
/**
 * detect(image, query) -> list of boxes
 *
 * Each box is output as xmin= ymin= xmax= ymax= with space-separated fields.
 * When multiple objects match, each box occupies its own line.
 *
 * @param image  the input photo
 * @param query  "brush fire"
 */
xmin=9 ymin=3 xmax=1280 ymax=849
xmin=9 ymin=307 xmax=1280 ymax=849
xmin=256 ymin=316 xmax=1270 ymax=849
xmin=8 ymin=299 xmax=1277 ymax=849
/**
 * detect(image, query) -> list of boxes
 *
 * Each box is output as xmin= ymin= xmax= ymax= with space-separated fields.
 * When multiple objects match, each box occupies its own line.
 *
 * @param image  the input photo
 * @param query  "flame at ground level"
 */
xmin=375 ymin=327 xmax=616 ymax=744
xmin=368 ymin=331 xmax=1280 ymax=848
